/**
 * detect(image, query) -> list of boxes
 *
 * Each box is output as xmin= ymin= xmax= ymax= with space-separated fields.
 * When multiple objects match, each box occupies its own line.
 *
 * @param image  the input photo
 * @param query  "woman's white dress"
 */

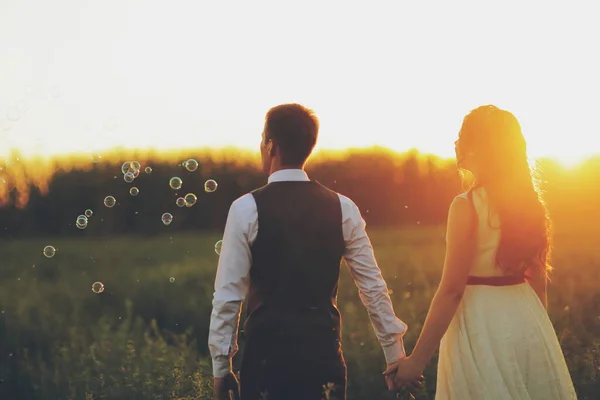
xmin=435 ymin=189 xmax=577 ymax=400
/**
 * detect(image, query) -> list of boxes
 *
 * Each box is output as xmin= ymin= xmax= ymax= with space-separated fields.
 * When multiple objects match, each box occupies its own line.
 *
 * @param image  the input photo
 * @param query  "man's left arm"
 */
xmin=339 ymin=196 xmax=408 ymax=366
xmin=208 ymin=198 xmax=253 ymax=378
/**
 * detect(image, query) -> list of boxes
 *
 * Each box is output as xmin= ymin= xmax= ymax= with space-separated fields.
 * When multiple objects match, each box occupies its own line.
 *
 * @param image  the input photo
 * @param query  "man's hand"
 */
xmin=383 ymin=361 xmax=399 ymax=391
xmin=213 ymin=372 xmax=240 ymax=400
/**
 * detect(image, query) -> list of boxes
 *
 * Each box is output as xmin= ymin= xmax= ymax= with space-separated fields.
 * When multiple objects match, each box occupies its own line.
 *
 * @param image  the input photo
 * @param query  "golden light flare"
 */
xmin=0 ymin=145 xmax=596 ymax=210
xmin=1 ymin=1 xmax=599 ymax=168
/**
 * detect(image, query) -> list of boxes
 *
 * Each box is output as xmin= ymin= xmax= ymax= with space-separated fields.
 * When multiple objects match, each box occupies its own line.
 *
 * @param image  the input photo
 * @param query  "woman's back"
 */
xmin=460 ymin=187 xmax=506 ymax=277
xmin=436 ymin=189 xmax=577 ymax=399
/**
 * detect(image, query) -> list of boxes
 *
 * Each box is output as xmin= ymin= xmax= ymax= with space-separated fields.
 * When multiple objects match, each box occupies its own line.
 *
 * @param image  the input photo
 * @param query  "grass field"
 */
xmin=0 ymin=223 xmax=598 ymax=400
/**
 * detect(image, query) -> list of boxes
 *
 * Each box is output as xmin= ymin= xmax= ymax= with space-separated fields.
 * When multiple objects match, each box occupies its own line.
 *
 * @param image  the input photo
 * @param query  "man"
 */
xmin=209 ymin=103 xmax=409 ymax=400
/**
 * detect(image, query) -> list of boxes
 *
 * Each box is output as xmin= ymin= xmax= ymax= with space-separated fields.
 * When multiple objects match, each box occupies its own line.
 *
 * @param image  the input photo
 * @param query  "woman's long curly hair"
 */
xmin=456 ymin=105 xmax=551 ymax=277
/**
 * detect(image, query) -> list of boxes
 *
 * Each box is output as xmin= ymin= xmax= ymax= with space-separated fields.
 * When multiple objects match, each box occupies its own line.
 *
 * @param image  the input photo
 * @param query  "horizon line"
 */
xmin=0 ymin=144 xmax=597 ymax=168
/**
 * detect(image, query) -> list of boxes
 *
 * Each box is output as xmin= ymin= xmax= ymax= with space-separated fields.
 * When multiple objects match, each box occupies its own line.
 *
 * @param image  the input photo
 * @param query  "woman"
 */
xmin=388 ymin=105 xmax=577 ymax=399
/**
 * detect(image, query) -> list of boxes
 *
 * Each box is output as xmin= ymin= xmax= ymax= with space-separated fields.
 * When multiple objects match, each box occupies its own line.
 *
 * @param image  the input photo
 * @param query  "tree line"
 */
xmin=0 ymin=147 xmax=598 ymax=238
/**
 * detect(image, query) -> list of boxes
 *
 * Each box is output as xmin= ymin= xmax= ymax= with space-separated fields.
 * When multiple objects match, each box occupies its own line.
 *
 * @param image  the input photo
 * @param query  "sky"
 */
xmin=0 ymin=0 xmax=598 ymax=163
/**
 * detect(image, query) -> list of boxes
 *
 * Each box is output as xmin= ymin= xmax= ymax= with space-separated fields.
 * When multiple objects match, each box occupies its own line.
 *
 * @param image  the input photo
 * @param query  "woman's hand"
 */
xmin=393 ymin=356 xmax=424 ymax=393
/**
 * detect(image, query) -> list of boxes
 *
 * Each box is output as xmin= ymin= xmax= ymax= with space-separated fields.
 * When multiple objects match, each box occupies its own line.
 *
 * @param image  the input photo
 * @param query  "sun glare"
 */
xmin=0 ymin=0 xmax=599 ymax=166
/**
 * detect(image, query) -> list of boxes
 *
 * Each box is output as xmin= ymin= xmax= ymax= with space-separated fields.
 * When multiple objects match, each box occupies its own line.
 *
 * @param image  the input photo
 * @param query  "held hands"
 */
xmin=383 ymin=357 xmax=425 ymax=394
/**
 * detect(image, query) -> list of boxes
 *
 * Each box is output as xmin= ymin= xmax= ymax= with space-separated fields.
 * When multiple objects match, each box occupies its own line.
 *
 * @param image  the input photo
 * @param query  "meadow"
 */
xmin=1 ymin=222 xmax=598 ymax=400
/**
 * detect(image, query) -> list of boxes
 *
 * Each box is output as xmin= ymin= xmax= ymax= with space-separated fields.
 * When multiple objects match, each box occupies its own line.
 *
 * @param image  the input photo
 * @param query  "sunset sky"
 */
xmin=0 ymin=0 xmax=598 ymax=164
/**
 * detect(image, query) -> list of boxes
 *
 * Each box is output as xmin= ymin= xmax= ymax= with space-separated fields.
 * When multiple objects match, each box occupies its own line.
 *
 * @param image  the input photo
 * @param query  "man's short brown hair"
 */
xmin=264 ymin=103 xmax=319 ymax=166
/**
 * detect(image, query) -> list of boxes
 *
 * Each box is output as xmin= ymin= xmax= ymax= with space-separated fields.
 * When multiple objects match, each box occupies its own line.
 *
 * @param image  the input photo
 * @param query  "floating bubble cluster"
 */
xmin=122 ymin=160 xmax=142 ymax=182
xmin=40 ymin=157 xmax=223 ymax=293
xmin=76 ymin=214 xmax=88 ymax=229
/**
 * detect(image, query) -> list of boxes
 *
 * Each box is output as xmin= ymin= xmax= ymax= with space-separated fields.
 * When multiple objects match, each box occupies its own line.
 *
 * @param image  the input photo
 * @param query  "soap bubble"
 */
xmin=184 ymin=159 xmax=198 ymax=172
xmin=204 ymin=179 xmax=218 ymax=193
xmin=124 ymin=172 xmax=135 ymax=183
xmin=121 ymin=162 xmax=131 ymax=174
xmin=214 ymin=240 xmax=222 ymax=255
xmin=169 ymin=177 xmax=182 ymax=190
xmin=184 ymin=193 xmax=197 ymax=207
xmin=76 ymin=215 xmax=88 ymax=229
xmin=129 ymin=187 xmax=139 ymax=196
xmin=162 ymin=213 xmax=173 ymax=226
xmin=43 ymin=245 xmax=56 ymax=258
xmin=176 ymin=197 xmax=186 ymax=207
xmin=92 ymin=282 xmax=105 ymax=294
xmin=104 ymin=196 xmax=116 ymax=208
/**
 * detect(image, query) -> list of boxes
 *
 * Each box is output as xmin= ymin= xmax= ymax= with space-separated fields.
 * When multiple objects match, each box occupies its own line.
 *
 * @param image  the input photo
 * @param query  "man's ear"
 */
xmin=268 ymin=140 xmax=276 ymax=157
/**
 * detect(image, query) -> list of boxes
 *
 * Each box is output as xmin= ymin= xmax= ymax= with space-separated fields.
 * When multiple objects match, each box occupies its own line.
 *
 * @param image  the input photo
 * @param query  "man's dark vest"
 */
xmin=244 ymin=180 xmax=346 ymax=345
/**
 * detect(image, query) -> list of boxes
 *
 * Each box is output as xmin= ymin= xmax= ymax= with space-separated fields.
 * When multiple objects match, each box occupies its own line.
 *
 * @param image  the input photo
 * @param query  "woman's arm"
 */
xmin=408 ymin=196 xmax=476 ymax=371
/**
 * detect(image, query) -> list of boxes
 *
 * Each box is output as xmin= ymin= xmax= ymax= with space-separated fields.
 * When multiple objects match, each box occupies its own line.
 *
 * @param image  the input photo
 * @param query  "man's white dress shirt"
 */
xmin=208 ymin=169 xmax=407 ymax=377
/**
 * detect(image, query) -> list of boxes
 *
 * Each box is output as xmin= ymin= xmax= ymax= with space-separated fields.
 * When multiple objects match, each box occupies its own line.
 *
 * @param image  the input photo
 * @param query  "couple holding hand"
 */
xmin=209 ymin=103 xmax=576 ymax=400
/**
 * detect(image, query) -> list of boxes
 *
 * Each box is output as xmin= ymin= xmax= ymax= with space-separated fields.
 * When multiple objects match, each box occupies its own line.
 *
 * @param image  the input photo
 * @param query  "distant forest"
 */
xmin=0 ymin=147 xmax=598 ymax=238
